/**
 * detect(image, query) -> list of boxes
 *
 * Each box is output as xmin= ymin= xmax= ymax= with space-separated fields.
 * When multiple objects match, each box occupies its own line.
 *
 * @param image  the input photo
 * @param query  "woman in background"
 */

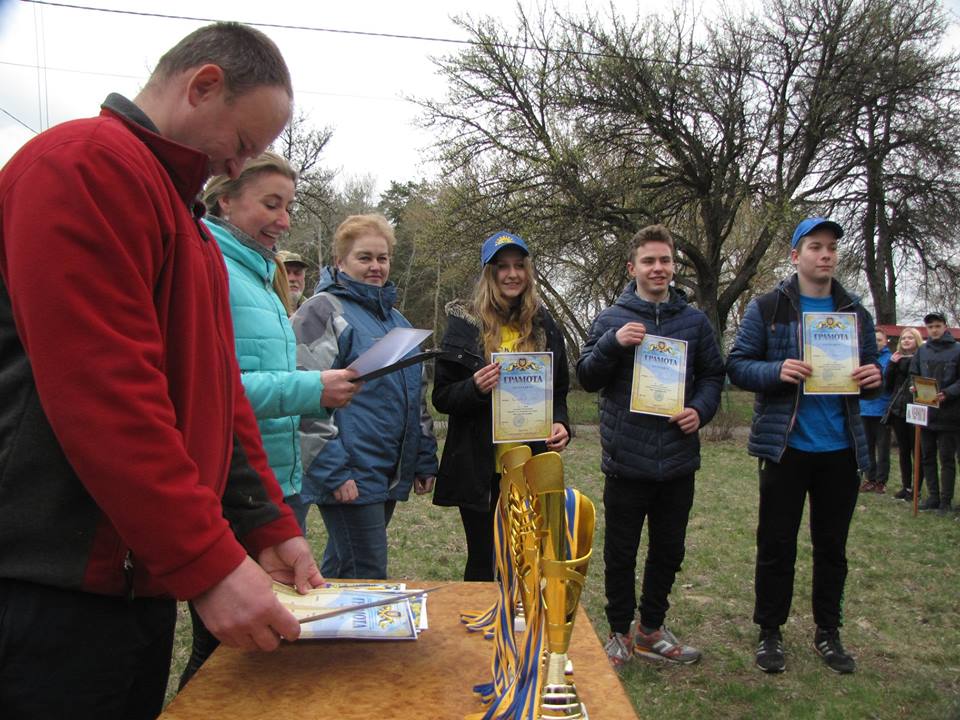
xmin=291 ymin=213 xmax=438 ymax=580
xmin=432 ymin=231 xmax=570 ymax=581
xmin=884 ymin=327 xmax=925 ymax=501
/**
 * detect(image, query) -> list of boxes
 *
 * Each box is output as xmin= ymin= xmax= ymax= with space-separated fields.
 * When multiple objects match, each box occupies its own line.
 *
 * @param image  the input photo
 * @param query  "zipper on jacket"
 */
xmin=123 ymin=550 xmax=136 ymax=600
xmin=778 ymin=289 xmax=803 ymax=462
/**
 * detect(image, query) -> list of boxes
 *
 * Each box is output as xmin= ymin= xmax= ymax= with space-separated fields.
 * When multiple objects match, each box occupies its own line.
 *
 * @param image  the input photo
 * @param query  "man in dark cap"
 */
xmin=910 ymin=311 xmax=960 ymax=513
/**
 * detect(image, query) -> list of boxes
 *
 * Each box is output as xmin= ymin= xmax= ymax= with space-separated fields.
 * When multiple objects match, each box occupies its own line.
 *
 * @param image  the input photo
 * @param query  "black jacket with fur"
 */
xmin=432 ymin=300 xmax=570 ymax=512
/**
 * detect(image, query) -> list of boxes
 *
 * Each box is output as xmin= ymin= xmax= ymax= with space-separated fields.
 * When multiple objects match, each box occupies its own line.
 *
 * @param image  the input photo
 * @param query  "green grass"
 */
xmin=166 ymin=435 xmax=960 ymax=719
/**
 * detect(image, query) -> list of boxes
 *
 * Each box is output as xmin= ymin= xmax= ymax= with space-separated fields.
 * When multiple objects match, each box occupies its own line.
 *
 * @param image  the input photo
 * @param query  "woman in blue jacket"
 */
xmin=179 ymin=152 xmax=357 ymax=687
xmin=291 ymin=214 xmax=438 ymax=580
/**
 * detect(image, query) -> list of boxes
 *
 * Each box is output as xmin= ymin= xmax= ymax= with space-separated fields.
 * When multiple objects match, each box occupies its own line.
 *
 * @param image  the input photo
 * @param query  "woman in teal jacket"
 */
xmin=179 ymin=152 xmax=357 ymax=688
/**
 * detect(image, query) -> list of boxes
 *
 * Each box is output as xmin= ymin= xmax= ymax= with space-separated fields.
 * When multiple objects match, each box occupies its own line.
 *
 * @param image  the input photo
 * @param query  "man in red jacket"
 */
xmin=0 ymin=23 xmax=322 ymax=719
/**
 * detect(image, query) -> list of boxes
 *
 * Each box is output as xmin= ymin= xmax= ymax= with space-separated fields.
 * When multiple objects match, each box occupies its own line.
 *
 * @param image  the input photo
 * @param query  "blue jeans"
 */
xmin=293 ymin=500 xmax=397 ymax=579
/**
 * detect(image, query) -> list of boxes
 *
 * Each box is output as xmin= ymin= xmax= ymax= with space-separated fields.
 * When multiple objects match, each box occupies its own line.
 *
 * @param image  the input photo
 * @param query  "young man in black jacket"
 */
xmin=577 ymin=224 xmax=724 ymax=668
xmin=911 ymin=311 xmax=960 ymax=513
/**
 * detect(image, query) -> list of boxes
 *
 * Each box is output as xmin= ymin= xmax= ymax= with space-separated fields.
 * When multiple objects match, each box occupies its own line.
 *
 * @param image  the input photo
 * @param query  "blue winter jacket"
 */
xmin=726 ymin=274 xmax=879 ymax=469
xmin=293 ymin=267 xmax=438 ymax=505
xmin=860 ymin=346 xmax=892 ymax=417
xmin=576 ymin=283 xmax=725 ymax=481
xmin=206 ymin=217 xmax=325 ymax=497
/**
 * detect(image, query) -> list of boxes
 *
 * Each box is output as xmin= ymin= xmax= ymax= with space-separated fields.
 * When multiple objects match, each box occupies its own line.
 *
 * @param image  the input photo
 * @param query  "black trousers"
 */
xmin=889 ymin=415 xmax=922 ymax=491
xmin=459 ymin=475 xmax=500 ymax=582
xmin=753 ymin=447 xmax=859 ymax=630
xmin=0 ymin=578 xmax=176 ymax=720
xmin=603 ymin=473 xmax=695 ymax=635
xmin=862 ymin=416 xmax=891 ymax=485
xmin=920 ymin=428 xmax=958 ymax=504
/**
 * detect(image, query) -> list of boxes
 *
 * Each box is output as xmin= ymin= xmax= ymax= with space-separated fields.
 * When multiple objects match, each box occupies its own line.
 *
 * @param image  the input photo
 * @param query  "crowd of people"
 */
xmin=1 ymin=20 xmax=956 ymax=719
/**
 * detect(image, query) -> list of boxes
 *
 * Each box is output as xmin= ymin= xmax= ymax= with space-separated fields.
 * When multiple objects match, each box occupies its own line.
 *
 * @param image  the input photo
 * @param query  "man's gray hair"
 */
xmin=149 ymin=22 xmax=292 ymax=99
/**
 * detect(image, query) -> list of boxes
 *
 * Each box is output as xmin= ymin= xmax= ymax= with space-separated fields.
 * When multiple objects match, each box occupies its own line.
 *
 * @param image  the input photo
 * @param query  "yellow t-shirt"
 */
xmin=495 ymin=324 xmax=522 ymax=470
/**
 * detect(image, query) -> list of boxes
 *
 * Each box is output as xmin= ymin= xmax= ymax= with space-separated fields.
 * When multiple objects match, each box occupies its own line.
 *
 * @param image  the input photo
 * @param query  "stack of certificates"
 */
xmin=273 ymin=581 xmax=429 ymax=640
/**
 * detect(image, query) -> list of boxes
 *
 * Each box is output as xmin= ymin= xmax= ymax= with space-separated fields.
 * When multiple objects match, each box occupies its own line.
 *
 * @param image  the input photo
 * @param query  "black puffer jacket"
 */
xmin=577 ymin=283 xmax=724 ymax=481
xmin=432 ymin=300 xmax=570 ymax=512
xmin=909 ymin=332 xmax=960 ymax=431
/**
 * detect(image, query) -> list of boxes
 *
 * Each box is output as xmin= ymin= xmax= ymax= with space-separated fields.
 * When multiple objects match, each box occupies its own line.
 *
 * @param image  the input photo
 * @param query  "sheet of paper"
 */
xmin=491 ymin=352 xmax=554 ymax=443
xmin=802 ymin=312 xmax=859 ymax=395
xmin=630 ymin=335 xmax=688 ymax=417
xmin=347 ymin=327 xmax=432 ymax=377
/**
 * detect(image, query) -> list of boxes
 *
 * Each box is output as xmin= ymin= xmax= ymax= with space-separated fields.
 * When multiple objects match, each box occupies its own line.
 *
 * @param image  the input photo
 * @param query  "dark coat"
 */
xmin=884 ymin=354 xmax=915 ymax=421
xmin=909 ymin=331 xmax=960 ymax=431
xmin=726 ymin=274 xmax=879 ymax=469
xmin=576 ymin=283 xmax=724 ymax=481
xmin=432 ymin=301 xmax=570 ymax=512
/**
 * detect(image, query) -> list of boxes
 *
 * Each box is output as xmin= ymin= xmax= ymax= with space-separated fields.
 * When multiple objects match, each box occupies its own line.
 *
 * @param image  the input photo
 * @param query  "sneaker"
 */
xmin=633 ymin=625 xmax=702 ymax=664
xmin=756 ymin=627 xmax=786 ymax=674
xmin=893 ymin=488 xmax=911 ymax=500
xmin=604 ymin=631 xmax=633 ymax=668
xmin=813 ymin=628 xmax=856 ymax=674
xmin=872 ymin=484 xmax=886 ymax=494
xmin=859 ymin=480 xmax=875 ymax=493
xmin=919 ymin=498 xmax=941 ymax=511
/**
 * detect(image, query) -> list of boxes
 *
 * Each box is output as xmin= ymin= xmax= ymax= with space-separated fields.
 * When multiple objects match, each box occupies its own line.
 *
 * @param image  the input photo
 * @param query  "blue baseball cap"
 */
xmin=791 ymin=217 xmax=844 ymax=249
xmin=480 ymin=231 xmax=530 ymax=266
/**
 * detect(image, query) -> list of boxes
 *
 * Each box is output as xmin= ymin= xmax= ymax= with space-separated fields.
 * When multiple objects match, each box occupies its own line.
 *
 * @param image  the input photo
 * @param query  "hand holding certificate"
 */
xmin=913 ymin=375 xmax=940 ymax=407
xmin=491 ymin=352 xmax=553 ymax=443
xmin=802 ymin=312 xmax=860 ymax=395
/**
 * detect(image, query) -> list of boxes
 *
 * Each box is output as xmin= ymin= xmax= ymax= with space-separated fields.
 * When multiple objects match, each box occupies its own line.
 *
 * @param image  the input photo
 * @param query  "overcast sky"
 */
xmin=0 ymin=0 xmax=645 ymax=196
xmin=2 ymin=0 xmax=958 ymax=199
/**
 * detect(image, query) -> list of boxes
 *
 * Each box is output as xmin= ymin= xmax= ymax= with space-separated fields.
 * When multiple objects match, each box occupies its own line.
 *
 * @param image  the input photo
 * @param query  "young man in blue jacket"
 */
xmin=577 ymin=224 xmax=724 ymax=668
xmin=727 ymin=218 xmax=882 ymax=675
xmin=859 ymin=328 xmax=893 ymax=493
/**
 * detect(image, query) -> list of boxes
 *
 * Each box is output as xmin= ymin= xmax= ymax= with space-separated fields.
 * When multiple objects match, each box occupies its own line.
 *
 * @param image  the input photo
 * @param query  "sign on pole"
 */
xmin=905 ymin=403 xmax=927 ymax=517
xmin=905 ymin=403 xmax=928 ymax=427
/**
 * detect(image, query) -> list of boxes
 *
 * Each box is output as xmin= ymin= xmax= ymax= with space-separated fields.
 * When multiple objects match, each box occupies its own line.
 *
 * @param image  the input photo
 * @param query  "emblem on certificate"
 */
xmin=491 ymin=352 xmax=553 ymax=443
xmin=912 ymin=375 xmax=940 ymax=407
xmin=630 ymin=334 xmax=687 ymax=417
xmin=802 ymin=312 xmax=859 ymax=394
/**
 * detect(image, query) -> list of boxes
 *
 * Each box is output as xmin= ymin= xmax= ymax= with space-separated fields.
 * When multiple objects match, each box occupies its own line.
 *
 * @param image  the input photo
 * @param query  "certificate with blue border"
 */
xmin=491 ymin=352 xmax=553 ymax=443
xmin=630 ymin=335 xmax=687 ymax=417
xmin=802 ymin=312 xmax=859 ymax=395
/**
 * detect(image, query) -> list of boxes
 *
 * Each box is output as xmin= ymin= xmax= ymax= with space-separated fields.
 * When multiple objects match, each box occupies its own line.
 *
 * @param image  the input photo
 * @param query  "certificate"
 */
xmin=913 ymin=375 xmax=940 ymax=407
xmin=802 ymin=312 xmax=860 ymax=395
xmin=491 ymin=352 xmax=553 ymax=443
xmin=630 ymin=335 xmax=687 ymax=417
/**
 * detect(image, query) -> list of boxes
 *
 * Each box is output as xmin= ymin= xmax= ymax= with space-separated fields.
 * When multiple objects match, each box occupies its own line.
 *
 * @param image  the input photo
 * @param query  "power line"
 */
xmin=0 ymin=106 xmax=38 ymax=134
xmin=0 ymin=60 xmax=410 ymax=104
xmin=15 ymin=0 xmax=960 ymax=93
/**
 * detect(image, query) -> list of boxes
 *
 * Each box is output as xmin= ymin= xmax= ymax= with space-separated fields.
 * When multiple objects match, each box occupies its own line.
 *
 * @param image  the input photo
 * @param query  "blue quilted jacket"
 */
xmin=726 ymin=274 xmax=878 ymax=469
xmin=576 ymin=283 xmax=724 ymax=481
xmin=293 ymin=268 xmax=438 ymax=505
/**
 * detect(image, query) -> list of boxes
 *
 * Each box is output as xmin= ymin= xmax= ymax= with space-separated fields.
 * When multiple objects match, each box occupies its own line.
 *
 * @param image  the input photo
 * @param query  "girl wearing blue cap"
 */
xmin=432 ymin=232 xmax=571 ymax=581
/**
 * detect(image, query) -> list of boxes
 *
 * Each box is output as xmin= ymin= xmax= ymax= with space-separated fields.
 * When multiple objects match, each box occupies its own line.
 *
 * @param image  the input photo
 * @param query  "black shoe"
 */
xmin=756 ymin=628 xmax=785 ymax=674
xmin=937 ymin=502 xmax=954 ymax=516
xmin=893 ymin=488 xmax=912 ymax=501
xmin=813 ymin=628 xmax=856 ymax=674
xmin=919 ymin=498 xmax=941 ymax=511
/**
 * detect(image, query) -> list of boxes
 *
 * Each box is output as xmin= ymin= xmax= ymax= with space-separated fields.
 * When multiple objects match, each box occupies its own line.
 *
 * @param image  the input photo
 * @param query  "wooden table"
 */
xmin=161 ymin=582 xmax=638 ymax=719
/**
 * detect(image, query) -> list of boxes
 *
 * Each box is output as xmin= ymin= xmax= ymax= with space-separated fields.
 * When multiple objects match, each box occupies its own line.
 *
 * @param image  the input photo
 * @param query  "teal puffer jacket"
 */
xmin=205 ymin=217 xmax=325 ymax=497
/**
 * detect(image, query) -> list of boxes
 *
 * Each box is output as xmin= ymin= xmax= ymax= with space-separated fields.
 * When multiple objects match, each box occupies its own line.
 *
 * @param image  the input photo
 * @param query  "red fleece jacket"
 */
xmin=0 ymin=104 xmax=302 ymax=599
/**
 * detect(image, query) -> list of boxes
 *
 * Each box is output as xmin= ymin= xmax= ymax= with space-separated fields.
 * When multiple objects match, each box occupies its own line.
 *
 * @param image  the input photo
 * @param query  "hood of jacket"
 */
xmin=316 ymin=266 xmax=397 ymax=320
xmin=614 ymin=282 xmax=690 ymax=320
xmin=204 ymin=216 xmax=277 ymax=283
